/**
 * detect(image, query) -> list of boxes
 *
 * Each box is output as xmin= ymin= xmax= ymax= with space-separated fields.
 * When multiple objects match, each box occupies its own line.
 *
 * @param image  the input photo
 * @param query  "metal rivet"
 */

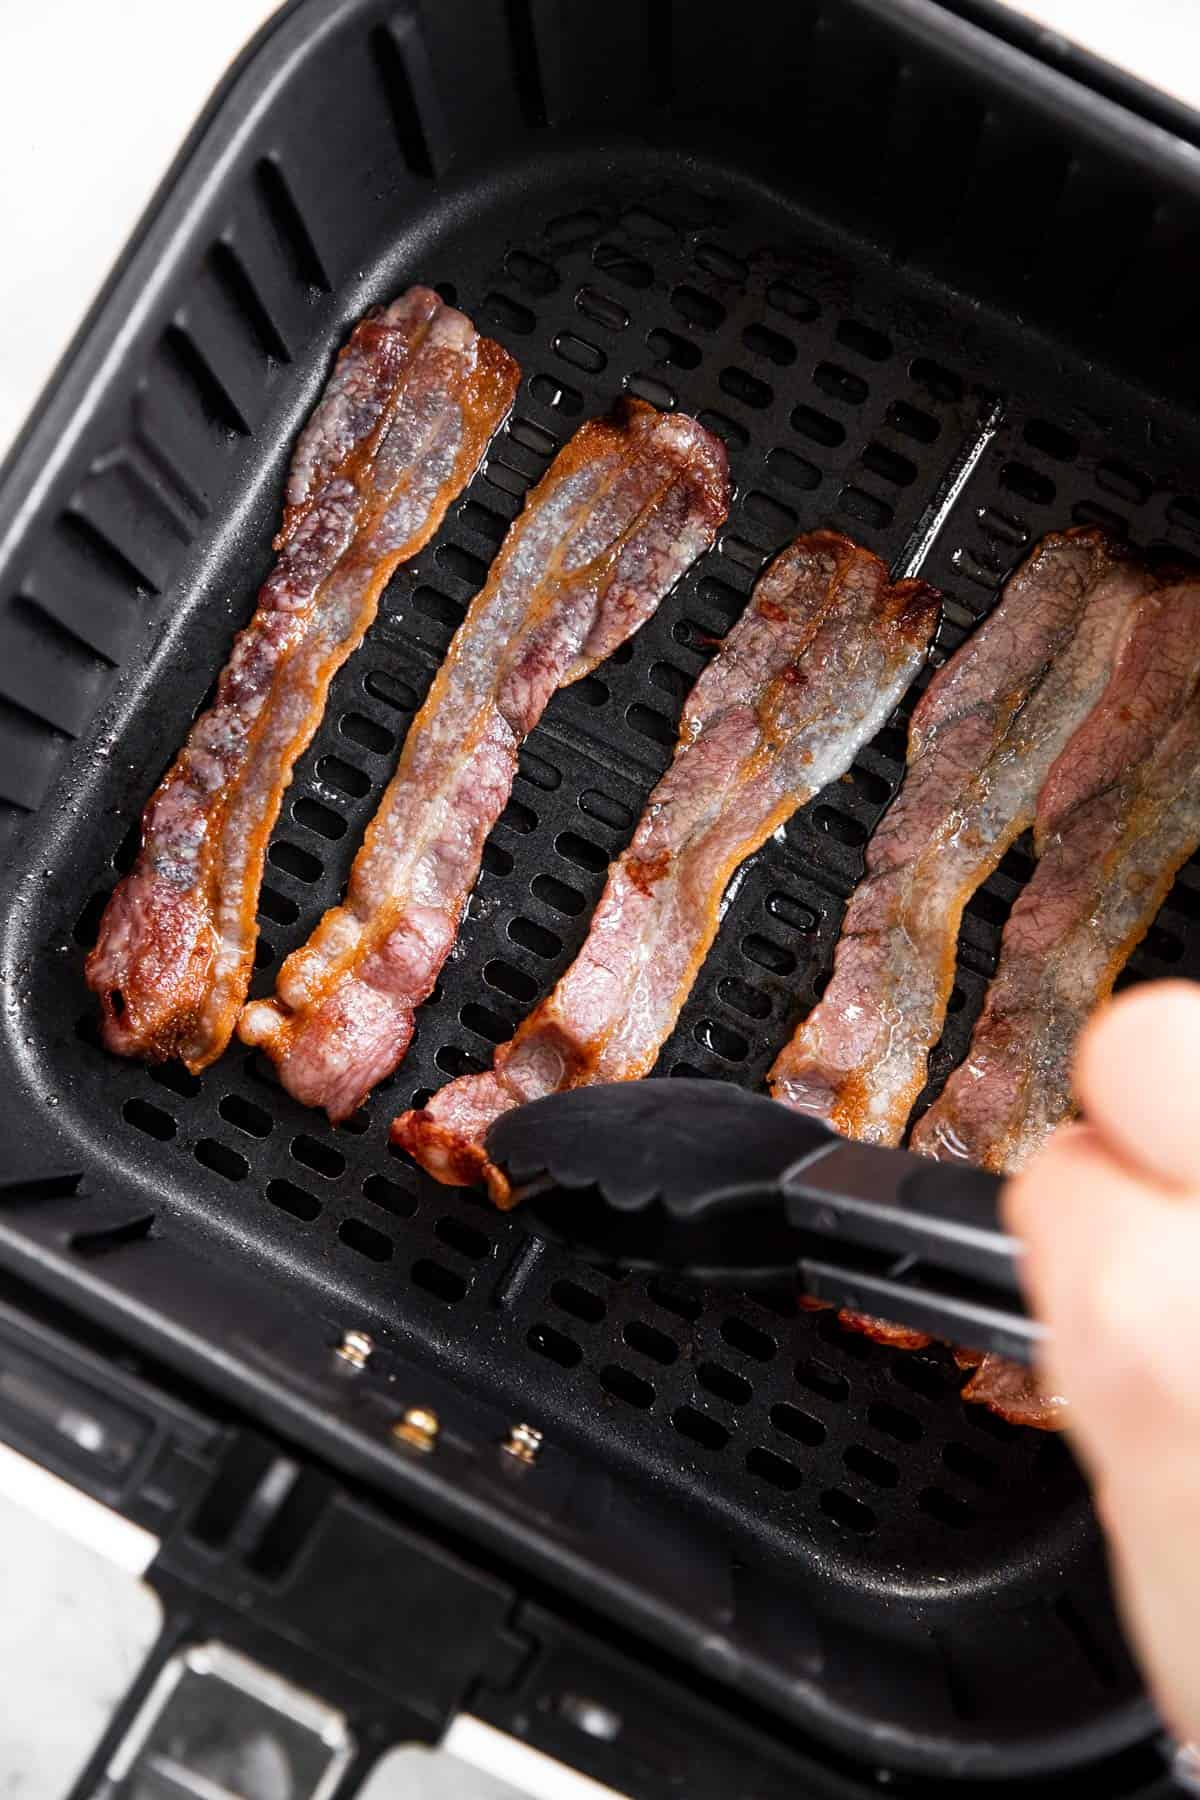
xmin=391 ymin=1407 xmax=440 ymax=1453
xmin=502 ymin=1422 xmax=543 ymax=1464
xmin=335 ymin=1329 xmax=374 ymax=1369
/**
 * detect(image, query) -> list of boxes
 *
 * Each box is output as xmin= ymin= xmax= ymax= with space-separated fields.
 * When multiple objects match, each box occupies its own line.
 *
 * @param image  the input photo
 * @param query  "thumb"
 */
xmin=1074 ymin=981 xmax=1200 ymax=1192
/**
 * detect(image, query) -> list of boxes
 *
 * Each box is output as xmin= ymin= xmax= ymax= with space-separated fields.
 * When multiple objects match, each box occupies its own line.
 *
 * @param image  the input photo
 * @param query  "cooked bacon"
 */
xmin=911 ymin=577 xmax=1200 ymax=1427
xmin=238 ymin=400 xmax=731 ymax=1119
xmin=86 ymin=287 xmax=518 ymax=1071
xmin=394 ymin=531 xmax=939 ymax=1203
xmin=766 ymin=528 xmax=1154 ymax=1150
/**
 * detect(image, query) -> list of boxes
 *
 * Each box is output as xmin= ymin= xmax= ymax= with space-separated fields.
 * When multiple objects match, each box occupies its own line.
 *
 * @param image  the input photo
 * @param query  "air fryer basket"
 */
xmin=3 ymin=0 xmax=1200 ymax=1786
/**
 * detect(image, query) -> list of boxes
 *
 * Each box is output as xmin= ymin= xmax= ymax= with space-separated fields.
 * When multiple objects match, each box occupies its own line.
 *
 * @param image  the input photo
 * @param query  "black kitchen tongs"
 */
xmin=486 ymin=1080 xmax=1041 ymax=1364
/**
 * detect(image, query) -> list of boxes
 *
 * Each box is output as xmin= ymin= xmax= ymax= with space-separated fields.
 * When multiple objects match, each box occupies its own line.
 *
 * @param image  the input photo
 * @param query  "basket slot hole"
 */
xmin=910 ymin=357 xmax=964 ymax=403
xmin=837 ymin=318 xmax=892 ymax=362
xmin=73 ymin=890 xmax=110 ymax=947
xmin=505 ymin=249 xmax=559 ymax=296
xmin=339 ymin=711 xmax=395 ymax=755
xmin=812 ymin=805 xmax=868 ymax=847
xmin=1023 ymin=418 xmax=1078 ymax=460
xmin=694 ymin=1018 xmax=748 ymax=1063
xmin=339 ymin=1218 xmax=393 ymax=1262
xmin=150 ymin=1062 xmax=202 ymax=1099
xmin=741 ymin=933 xmax=796 ymax=976
xmin=648 ymin=660 xmax=690 ymax=704
xmin=671 ymin=284 xmax=725 ymax=329
xmin=765 ymin=278 xmax=817 ymax=320
xmin=719 ymin=367 xmax=772 ymax=410
xmin=552 ymin=1279 xmax=606 ymax=1324
xmin=194 ymin=1139 xmax=247 ymax=1182
xmin=894 ymin=1355 xmax=947 ymax=1401
xmin=646 ymin=327 xmax=700 ymax=370
xmin=530 ymin=373 xmax=584 ymax=415
xmin=547 ymin=208 xmax=602 ymax=247
xmin=716 ymin=976 xmax=770 ymax=1021
xmin=554 ymin=830 xmax=608 ymax=873
xmin=861 ymin=442 xmax=916 ymax=487
xmin=413 ymin=586 xmax=464 ymax=629
xmin=918 ymin=1486 xmax=974 ymax=1529
xmin=363 ymin=1172 xmax=417 ymax=1218
xmin=508 ymin=915 xmax=561 ymax=959
xmin=624 ymin=372 xmax=676 ymax=411
xmin=697 ymin=409 xmax=747 ymax=451
xmin=844 ymin=1443 xmax=899 ymax=1488
xmin=498 ymin=797 xmax=538 ymax=836
xmin=795 ymin=1357 xmax=849 ymax=1403
xmin=412 ymin=1257 xmax=467 ymax=1302
xmin=868 ymin=1400 xmax=923 ymax=1443
xmin=626 ymin=703 xmax=676 ymax=749
xmin=887 ymin=400 xmax=939 ymax=443
xmin=434 ymin=1044 xmax=485 ymax=1079
xmin=696 ymin=242 xmax=748 ymax=283
xmin=742 ymin=323 xmax=795 ymax=366
xmin=554 ymin=332 xmax=606 ymax=374
xmin=720 ymin=1317 xmax=776 ymax=1361
xmin=591 ymin=241 xmax=653 ymax=288
xmin=122 ymin=1098 xmax=177 ymax=1142
xmin=791 ymin=404 xmax=845 ymax=447
xmin=481 ymin=291 xmax=536 ymax=336
xmin=820 ymin=1488 xmax=876 ymax=1533
xmin=531 ymin=873 xmax=586 ymax=916
xmin=528 ymin=1323 xmax=582 ymax=1367
xmin=697 ymin=1362 xmax=752 ymax=1405
xmin=837 ymin=488 xmax=892 ymax=531
xmin=264 ymin=1176 xmax=320 ymax=1221
xmin=1001 ymin=462 xmax=1055 ymax=506
xmin=436 ymin=543 xmax=489 ymax=589
xmin=747 ymin=1446 xmax=801 ymax=1491
xmin=743 ymin=491 xmax=797 ymax=540
xmin=363 ymin=668 xmax=417 ymax=712
xmin=771 ymin=1402 xmax=825 ymax=1446
xmin=814 ymin=363 xmax=867 ymax=406
xmin=290 ymin=1134 xmax=344 ymax=1179
xmin=516 ymin=745 xmax=561 ymax=790
xmin=942 ymin=1440 xmax=1000 ymax=1488
xmin=482 ymin=841 xmax=515 ymax=879
xmin=460 ymin=1003 xmax=512 ymax=1046
xmin=435 ymin=1215 xmax=491 ymax=1260
xmin=483 ymin=958 xmax=538 ymax=1003
xmin=218 ymin=1094 xmax=271 ymax=1138
xmin=647 ymin=1274 xmax=703 ymax=1322
xmin=292 ymin=797 xmax=345 ymax=841
xmin=459 ymin=500 xmax=509 ymax=545
xmin=314 ymin=755 xmax=369 ymax=800
xmin=601 ymin=1365 xmax=655 ymax=1409
xmin=765 ymin=447 xmax=820 ymax=491
xmin=673 ymin=1405 xmax=728 ymax=1448
xmin=624 ymin=1321 xmax=679 ymax=1365
xmin=579 ymin=788 xmax=632 ymax=832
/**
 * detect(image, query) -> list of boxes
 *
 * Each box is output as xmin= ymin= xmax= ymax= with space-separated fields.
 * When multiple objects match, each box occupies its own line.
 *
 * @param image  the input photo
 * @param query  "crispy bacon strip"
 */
xmin=912 ymin=577 xmax=1200 ymax=1427
xmin=394 ymin=531 xmax=939 ymax=1204
xmin=239 ymin=400 xmax=731 ymax=1119
xmin=86 ymin=287 xmax=518 ymax=1070
xmin=766 ymin=528 xmax=1154 ymax=1147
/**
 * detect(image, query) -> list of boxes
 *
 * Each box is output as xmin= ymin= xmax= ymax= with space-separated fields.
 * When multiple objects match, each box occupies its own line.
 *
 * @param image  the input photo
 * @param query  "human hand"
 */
xmin=1004 ymin=979 xmax=1200 ymax=1744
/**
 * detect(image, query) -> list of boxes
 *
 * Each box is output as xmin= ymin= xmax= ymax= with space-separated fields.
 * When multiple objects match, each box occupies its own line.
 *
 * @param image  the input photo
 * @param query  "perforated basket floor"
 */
xmin=5 ymin=0 xmax=1200 ymax=1784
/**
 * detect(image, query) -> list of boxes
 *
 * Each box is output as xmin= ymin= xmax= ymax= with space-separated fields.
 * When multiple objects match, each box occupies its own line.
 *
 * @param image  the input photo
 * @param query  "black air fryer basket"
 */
xmin=2 ymin=3 xmax=1199 ymax=1795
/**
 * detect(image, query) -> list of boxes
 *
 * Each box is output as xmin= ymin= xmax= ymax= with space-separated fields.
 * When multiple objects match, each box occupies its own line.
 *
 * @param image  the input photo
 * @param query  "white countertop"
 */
xmin=1 ymin=1 xmax=1199 ymax=461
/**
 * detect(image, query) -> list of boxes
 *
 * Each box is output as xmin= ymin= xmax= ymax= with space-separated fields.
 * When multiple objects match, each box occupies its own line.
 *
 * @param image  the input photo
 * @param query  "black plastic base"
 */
xmin=4 ymin=0 xmax=1200 ymax=1786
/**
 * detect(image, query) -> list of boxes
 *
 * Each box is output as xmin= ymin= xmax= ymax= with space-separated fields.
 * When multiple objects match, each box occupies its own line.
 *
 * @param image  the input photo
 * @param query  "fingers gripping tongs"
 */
xmin=485 ymin=1080 xmax=1041 ymax=1365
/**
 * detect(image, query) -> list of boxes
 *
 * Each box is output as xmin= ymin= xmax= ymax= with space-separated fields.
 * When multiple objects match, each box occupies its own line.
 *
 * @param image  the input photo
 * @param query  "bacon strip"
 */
xmin=766 ymin=528 xmax=1154 ymax=1147
xmin=912 ymin=577 xmax=1200 ymax=1427
xmin=393 ymin=531 xmax=939 ymax=1204
xmin=86 ymin=287 xmax=518 ymax=1071
xmin=239 ymin=401 xmax=731 ymax=1120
